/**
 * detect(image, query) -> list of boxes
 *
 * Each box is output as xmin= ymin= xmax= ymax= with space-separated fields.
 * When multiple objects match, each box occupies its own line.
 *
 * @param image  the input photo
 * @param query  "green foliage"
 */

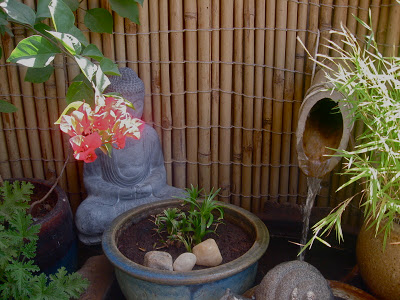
xmin=0 ymin=0 xmax=142 ymax=106
xmin=155 ymin=186 xmax=224 ymax=252
xmin=0 ymin=99 xmax=17 ymax=113
xmin=0 ymin=181 xmax=88 ymax=299
xmin=300 ymin=19 xmax=400 ymax=253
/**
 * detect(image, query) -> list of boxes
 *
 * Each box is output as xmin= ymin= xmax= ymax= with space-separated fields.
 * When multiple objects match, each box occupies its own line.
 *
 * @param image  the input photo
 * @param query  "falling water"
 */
xmin=298 ymin=176 xmax=322 ymax=261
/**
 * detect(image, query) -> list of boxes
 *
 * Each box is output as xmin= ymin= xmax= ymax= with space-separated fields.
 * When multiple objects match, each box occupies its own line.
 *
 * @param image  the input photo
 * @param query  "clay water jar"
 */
xmin=102 ymin=199 xmax=269 ymax=300
xmin=356 ymin=220 xmax=400 ymax=300
xmin=9 ymin=178 xmax=78 ymax=274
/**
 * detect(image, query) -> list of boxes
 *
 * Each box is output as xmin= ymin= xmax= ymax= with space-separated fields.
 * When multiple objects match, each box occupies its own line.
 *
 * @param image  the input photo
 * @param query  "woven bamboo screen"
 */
xmin=1 ymin=0 xmax=399 ymax=219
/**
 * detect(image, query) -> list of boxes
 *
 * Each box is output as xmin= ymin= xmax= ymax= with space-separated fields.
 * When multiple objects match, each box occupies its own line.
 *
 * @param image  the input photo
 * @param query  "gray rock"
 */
xmin=193 ymin=238 xmax=223 ymax=267
xmin=255 ymin=260 xmax=334 ymax=300
xmin=173 ymin=252 xmax=197 ymax=272
xmin=75 ymin=68 xmax=184 ymax=245
xmin=143 ymin=251 xmax=173 ymax=271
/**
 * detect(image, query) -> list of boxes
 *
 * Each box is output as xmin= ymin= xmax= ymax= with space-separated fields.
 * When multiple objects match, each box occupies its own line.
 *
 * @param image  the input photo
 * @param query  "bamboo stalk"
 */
xmin=169 ymin=0 xmax=187 ymax=188
xmin=356 ymin=0 xmax=370 ymax=47
xmin=137 ymin=1 xmax=152 ymax=124
xmin=0 ymin=48 xmax=24 ymax=177
xmin=125 ymin=19 xmax=139 ymax=73
xmin=211 ymin=0 xmax=220 ymax=193
xmin=288 ymin=0 xmax=308 ymax=205
xmin=376 ymin=0 xmax=390 ymax=54
xmin=232 ymin=0 xmax=244 ymax=207
xmin=218 ymin=1 xmax=234 ymax=202
xmin=279 ymin=0 xmax=298 ymax=206
xmin=241 ymin=0 xmax=255 ymax=211
xmin=88 ymin=0 xmax=103 ymax=51
xmin=159 ymin=0 xmax=173 ymax=185
xmin=184 ymin=0 xmax=199 ymax=188
xmin=149 ymin=0 xmax=163 ymax=140
xmin=114 ymin=12 xmax=127 ymax=68
xmin=346 ymin=0 xmax=359 ymax=40
xmin=304 ymin=0 xmax=320 ymax=91
xmin=198 ymin=0 xmax=212 ymax=192
xmin=383 ymin=0 xmax=400 ymax=57
xmin=250 ymin=0 xmax=266 ymax=213
xmin=269 ymin=0 xmax=288 ymax=204
xmin=77 ymin=0 xmax=90 ymax=41
xmin=0 ymin=114 xmax=12 ymax=178
xmin=370 ymin=0 xmax=381 ymax=35
xmin=318 ymin=0 xmax=334 ymax=59
xmin=13 ymin=25 xmax=44 ymax=179
xmin=101 ymin=0 xmax=115 ymax=61
xmin=330 ymin=0 xmax=348 ymax=57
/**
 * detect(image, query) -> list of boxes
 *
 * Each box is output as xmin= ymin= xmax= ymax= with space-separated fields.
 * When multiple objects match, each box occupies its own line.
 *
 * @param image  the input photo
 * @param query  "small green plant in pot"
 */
xmin=300 ymin=20 xmax=400 ymax=300
xmin=0 ymin=180 xmax=88 ymax=299
xmin=155 ymin=186 xmax=224 ymax=252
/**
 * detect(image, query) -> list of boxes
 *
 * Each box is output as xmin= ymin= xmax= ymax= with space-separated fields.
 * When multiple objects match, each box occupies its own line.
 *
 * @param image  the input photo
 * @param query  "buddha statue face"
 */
xmin=106 ymin=67 xmax=145 ymax=119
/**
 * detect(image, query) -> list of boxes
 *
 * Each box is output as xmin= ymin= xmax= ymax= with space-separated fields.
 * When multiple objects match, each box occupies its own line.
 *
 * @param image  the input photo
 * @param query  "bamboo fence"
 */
xmin=1 ymin=0 xmax=399 ymax=228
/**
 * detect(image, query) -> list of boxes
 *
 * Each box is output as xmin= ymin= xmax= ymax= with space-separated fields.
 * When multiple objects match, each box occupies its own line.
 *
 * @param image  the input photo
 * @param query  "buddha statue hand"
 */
xmin=118 ymin=184 xmax=152 ymax=201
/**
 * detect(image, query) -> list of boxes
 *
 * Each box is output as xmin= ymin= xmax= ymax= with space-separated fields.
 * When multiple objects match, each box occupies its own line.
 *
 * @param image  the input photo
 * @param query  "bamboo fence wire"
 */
xmin=1 ymin=0 xmax=399 ymax=227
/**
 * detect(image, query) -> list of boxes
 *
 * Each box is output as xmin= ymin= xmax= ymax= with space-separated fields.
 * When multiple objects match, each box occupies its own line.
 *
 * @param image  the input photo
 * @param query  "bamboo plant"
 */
xmin=301 ymin=19 xmax=400 ymax=252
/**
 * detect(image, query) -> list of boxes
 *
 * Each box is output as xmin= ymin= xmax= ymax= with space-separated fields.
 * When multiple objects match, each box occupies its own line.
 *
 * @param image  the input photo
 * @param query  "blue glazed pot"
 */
xmin=102 ymin=199 xmax=269 ymax=300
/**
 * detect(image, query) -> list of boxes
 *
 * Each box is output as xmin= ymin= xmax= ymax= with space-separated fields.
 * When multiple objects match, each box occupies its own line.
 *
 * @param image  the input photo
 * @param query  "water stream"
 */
xmin=298 ymin=176 xmax=322 ymax=261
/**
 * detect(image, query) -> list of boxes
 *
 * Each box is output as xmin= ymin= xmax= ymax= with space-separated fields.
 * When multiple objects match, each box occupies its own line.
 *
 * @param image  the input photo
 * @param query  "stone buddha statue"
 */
xmin=75 ymin=68 xmax=183 ymax=245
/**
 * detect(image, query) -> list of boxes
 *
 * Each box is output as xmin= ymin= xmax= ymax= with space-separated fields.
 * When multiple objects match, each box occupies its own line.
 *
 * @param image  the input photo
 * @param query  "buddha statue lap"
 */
xmin=75 ymin=68 xmax=183 ymax=245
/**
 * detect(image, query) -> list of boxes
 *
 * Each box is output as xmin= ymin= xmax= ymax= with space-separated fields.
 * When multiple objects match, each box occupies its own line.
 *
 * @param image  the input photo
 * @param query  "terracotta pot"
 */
xmin=102 ymin=199 xmax=270 ymax=300
xmin=356 ymin=221 xmax=400 ymax=300
xmin=8 ymin=178 xmax=78 ymax=274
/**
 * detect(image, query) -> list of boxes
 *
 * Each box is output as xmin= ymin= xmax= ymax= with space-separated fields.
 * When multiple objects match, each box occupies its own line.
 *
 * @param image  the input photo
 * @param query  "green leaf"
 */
xmin=0 ymin=0 xmax=36 ymax=26
xmin=65 ymin=81 xmax=94 ymax=104
xmin=135 ymin=0 xmax=144 ymax=5
xmin=62 ymin=0 xmax=80 ymax=11
xmin=95 ymin=67 xmax=111 ymax=93
xmin=108 ymin=0 xmax=140 ymax=24
xmin=48 ymin=0 xmax=75 ymax=32
xmin=100 ymin=58 xmax=121 ymax=76
xmin=84 ymin=8 xmax=113 ymax=34
xmin=33 ymin=23 xmax=54 ymax=40
xmin=46 ymin=31 xmax=82 ymax=55
xmin=54 ymin=101 xmax=84 ymax=124
xmin=36 ymin=0 xmax=52 ymax=19
xmin=25 ymin=65 xmax=54 ymax=83
xmin=81 ymin=44 xmax=104 ymax=61
xmin=74 ymin=55 xmax=97 ymax=81
xmin=68 ymin=25 xmax=89 ymax=47
xmin=7 ymin=35 xmax=61 ymax=68
xmin=0 ymin=10 xmax=8 ymax=25
xmin=0 ymin=99 xmax=17 ymax=113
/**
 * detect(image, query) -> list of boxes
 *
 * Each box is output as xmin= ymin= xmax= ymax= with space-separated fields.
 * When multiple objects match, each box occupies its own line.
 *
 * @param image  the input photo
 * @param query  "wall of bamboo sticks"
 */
xmin=1 ymin=1 xmax=399 ymax=228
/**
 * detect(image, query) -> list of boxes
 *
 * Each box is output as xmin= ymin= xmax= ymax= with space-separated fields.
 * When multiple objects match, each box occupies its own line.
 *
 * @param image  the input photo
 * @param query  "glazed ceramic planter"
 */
xmin=9 ymin=178 xmax=78 ymax=274
xmin=102 ymin=199 xmax=269 ymax=300
xmin=356 ymin=221 xmax=400 ymax=300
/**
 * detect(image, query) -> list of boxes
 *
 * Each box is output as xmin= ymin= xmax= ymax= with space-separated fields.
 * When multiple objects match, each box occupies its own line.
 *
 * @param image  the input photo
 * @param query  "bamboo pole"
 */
xmin=218 ymin=1 xmax=234 ymax=202
xmin=101 ymin=0 xmax=115 ymax=61
xmin=88 ymin=0 xmax=103 ymax=52
xmin=0 ymin=114 xmax=12 ymax=178
xmin=346 ymin=0 xmax=359 ymax=39
xmin=169 ymin=0 xmax=187 ymax=188
xmin=356 ymin=0 xmax=370 ymax=46
xmin=198 ymin=0 xmax=212 ymax=192
xmin=211 ymin=0 xmax=220 ymax=192
xmin=269 ymin=0 xmax=288 ymax=204
xmin=149 ymin=0 xmax=163 ymax=141
xmin=241 ymin=0 xmax=255 ymax=211
xmin=318 ymin=0 xmax=334 ymax=59
xmin=114 ymin=12 xmax=126 ymax=68
xmin=330 ymin=0 xmax=348 ymax=57
xmin=13 ymin=25 xmax=44 ymax=179
xmin=184 ymin=0 xmax=199 ymax=188
xmin=251 ymin=0 xmax=266 ymax=213
xmin=376 ymin=0 xmax=390 ymax=54
xmin=137 ymin=2 xmax=152 ymax=124
xmin=261 ymin=0 xmax=276 ymax=208
xmin=232 ymin=0 xmax=244 ymax=207
xmin=77 ymin=0 xmax=90 ymax=41
xmin=0 ymin=50 xmax=24 ymax=178
xmin=304 ymin=0 xmax=320 ymax=91
xmin=288 ymin=0 xmax=308 ymax=205
xmin=279 ymin=0 xmax=298 ymax=206
xmin=370 ymin=0 xmax=381 ymax=35
xmin=383 ymin=1 xmax=400 ymax=57
xmin=125 ymin=19 xmax=139 ymax=73
xmin=159 ymin=0 xmax=173 ymax=185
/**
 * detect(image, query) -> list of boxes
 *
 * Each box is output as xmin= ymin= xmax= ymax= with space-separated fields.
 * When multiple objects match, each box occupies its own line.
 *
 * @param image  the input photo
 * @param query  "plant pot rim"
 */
xmin=102 ymin=199 xmax=270 ymax=286
xmin=5 ymin=177 xmax=68 ymax=225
